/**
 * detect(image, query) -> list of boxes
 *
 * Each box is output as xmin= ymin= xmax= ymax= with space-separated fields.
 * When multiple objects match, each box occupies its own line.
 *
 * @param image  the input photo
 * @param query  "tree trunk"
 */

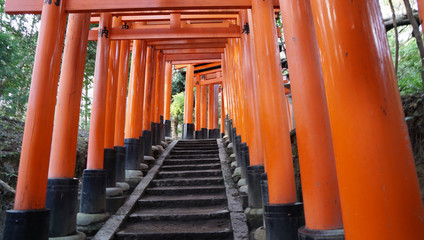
xmin=172 ymin=117 xmax=178 ymax=139
xmin=389 ymin=0 xmax=399 ymax=75
xmin=403 ymin=0 xmax=424 ymax=86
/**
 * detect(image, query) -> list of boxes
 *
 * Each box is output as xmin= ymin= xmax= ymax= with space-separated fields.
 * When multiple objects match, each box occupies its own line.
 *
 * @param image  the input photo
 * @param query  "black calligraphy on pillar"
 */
xmin=122 ymin=22 xmax=130 ymax=30
xmin=99 ymin=27 xmax=109 ymax=38
xmin=242 ymin=23 xmax=250 ymax=35
xmin=44 ymin=0 xmax=60 ymax=6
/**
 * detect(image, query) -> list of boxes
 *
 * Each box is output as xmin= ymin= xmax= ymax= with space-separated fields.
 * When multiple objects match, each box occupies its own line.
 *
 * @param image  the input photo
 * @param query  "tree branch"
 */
xmin=384 ymin=10 xmax=420 ymax=32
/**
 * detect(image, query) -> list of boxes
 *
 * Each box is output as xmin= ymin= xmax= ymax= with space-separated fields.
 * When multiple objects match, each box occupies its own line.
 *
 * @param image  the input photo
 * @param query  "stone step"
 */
xmin=157 ymin=169 xmax=223 ymax=178
xmin=145 ymin=185 xmax=226 ymax=196
xmin=168 ymin=154 xmax=219 ymax=159
xmin=160 ymin=163 xmax=221 ymax=171
xmin=177 ymin=140 xmax=217 ymax=143
xmin=172 ymin=146 xmax=218 ymax=150
xmin=129 ymin=206 xmax=230 ymax=221
xmin=150 ymin=177 xmax=224 ymax=187
xmin=116 ymin=219 xmax=233 ymax=240
xmin=137 ymin=194 xmax=227 ymax=208
xmin=163 ymin=159 xmax=220 ymax=165
xmin=174 ymin=144 xmax=217 ymax=147
xmin=171 ymin=149 xmax=219 ymax=155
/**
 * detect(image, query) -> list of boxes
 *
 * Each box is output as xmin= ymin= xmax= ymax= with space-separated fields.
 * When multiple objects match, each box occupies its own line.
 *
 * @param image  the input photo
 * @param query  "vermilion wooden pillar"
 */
xmin=80 ymin=13 xmax=112 ymax=218
xmin=418 ymin=0 xmax=424 ymax=24
xmin=221 ymin=53 xmax=232 ymax=138
xmin=200 ymin=78 xmax=208 ymax=139
xmin=137 ymin=41 xmax=148 ymax=140
xmin=104 ymin=16 xmax=122 ymax=150
xmin=207 ymin=84 xmax=214 ymax=138
xmin=114 ymin=40 xmax=130 ymax=148
xmin=157 ymin=54 xmax=166 ymax=142
xmin=48 ymin=13 xmax=90 ymax=179
xmin=213 ymin=84 xmax=220 ymax=136
xmin=278 ymin=0 xmax=344 ymax=238
xmin=251 ymin=0 xmax=303 ymax=238
xmin=46 ymin=13 xmax=90 ymax=238
xmin=163 ymin=61 xmax=173 ymax=137
xmin=240 ymin=10 xmax=264 ymax=167
xmin=124 ymin=40 xmax=146 ymax=172
xmin=103 ymin=16 xmax=121 ymax=189
xmin=114 ymin=40 xmax=130 ymax=184
xmin=220 ymin=87 xmax=225 ymax=137
xmin=239 ymin=9 xmax=266 ymax=211
xmin=3 ymin=0 xmax=67 ymax=238
xmin=183 ymin=64 xmax=195 ymax=139
xmin=194 ymin=78 xmax=202 ymax=139
xmin=41 ymin=14 xmax=90 ymax=237
xmin=142 ymin=46 xmax=154 ymax=156
xmin=232 ymin=38 xmax=248 ymax=145
xmin=311 ymin=1 xmax=424 ymax=239
xmin=150 ymin=50 xmax=160 ymax=145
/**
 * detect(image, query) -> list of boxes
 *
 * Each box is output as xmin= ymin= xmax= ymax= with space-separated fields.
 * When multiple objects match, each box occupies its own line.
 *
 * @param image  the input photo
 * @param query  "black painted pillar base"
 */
xmin=261 ymin=173 xmax=270 ymax=206
xmin=240 ymin=143 xmax=251 ymax=180
xmin=103 ymin=148 xmax=117 ymax=187
xmin=208 ymin=129 xmax=215 ymax=139
xmin=79 ymin=169 xmax=106 ymax=214
xmin=160 ymin=116 xmax=165 ymax=142
xmin=182 ymin=123 xmax=194 ymax=139
xmin=201 ymin=128 xmax=208 ymax=139
xmin=195 ymin=130 xmax=202 ymax=139
xmin=142 ymin=130 xmax=152 ymax=156
xmin=124 ymin=138 xmax=141 ymax=170
xmin=2 ymin=209 xmax=50 ymax=240
xmin=264 ymin=203 xmax=305 ymax=240
xmin=151 ymin=122 xmax=157 ymax=146
xmin=298 ymin=227 xmax=345 ymax=240
xmin=214 ymin=129 xmax=220 ymax=138
xmin=164 ymin=119 xmax=171 ymax=137
xmin=138 ymin=136 xmax=144 ymax=163
xmin=233 ymin=133 xmax=240 ymax=163
xmin=221 ymin=132 xmax=225 ymax=138
xmin=114 ymin=146 xmax=126 ymax=182
xmin=45 ymin=178 xmax=78 ymax=237
xmin=229 ymin=121 xmax=234 ymax=142
xmin=155 ymin=122 xmax=161 ymax=145
xmin=247 ymin=165 xmax=265 ymax=209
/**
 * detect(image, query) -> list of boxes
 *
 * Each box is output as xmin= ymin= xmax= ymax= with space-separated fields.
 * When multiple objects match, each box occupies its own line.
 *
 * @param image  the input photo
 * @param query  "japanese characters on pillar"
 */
xmin=87 ymin=13 xmax=113 ymax=170
xmin=104 ymin=16 xmax=122 ymax=150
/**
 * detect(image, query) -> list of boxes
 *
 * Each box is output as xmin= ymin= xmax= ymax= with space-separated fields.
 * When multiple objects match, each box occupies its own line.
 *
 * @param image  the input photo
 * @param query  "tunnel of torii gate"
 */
xmin=2 ymin=0 xmax=424 ymax=240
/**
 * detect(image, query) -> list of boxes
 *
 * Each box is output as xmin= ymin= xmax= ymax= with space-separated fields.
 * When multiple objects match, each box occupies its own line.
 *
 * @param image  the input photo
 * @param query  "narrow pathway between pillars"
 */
xmin=114 ymin=139 xmax=236 ymax=240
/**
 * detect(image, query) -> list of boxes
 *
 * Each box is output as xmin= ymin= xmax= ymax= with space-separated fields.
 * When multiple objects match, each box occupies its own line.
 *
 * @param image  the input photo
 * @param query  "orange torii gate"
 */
xmin=2 ymin=0 xmax=424 ymax=240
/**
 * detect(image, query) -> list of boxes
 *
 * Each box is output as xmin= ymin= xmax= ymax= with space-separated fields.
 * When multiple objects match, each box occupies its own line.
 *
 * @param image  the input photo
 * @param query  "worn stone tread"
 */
xmin=145 ymin=185 xmax=225 ymax=195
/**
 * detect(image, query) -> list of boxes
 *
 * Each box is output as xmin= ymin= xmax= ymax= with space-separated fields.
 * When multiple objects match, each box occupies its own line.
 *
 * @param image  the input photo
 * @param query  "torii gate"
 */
xmin=3 ymin=0 xmax=424 ymax=240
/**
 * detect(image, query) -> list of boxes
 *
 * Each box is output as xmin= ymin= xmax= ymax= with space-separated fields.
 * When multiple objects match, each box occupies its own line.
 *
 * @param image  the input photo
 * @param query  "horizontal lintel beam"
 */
xmin=165 ymin=53 xmax=222 ymax=61
xmin=199 ymin=77 xmax=223 ymax=86
xmin=88 ymin=26 xmax=239 ymax=41
xmin=171 ymin=59 xmax=220 ymax=65
xmin=162 ymin=48 xmax=224 ymax=54
xmin=5 ymin=0 xmax=280 ymax=15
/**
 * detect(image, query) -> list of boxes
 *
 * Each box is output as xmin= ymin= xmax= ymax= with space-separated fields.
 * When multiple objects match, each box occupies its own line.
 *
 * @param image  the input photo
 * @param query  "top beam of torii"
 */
xmin=5 ymin=0 xmax=280 ymax=14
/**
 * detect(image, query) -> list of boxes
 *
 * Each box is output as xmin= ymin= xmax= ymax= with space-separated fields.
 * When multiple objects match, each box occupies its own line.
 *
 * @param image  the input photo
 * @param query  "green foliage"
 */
xmin=80 ymin=40 xmax=97 ymax=129
xmin=387 ymin=27 xmax=423 ymax=94
xmin=170 ymin=91 xmax=185 ymax=121
xmin=0 ymin=0 xmax=39 ymax=119
xmin=171 ymin=69 xmax=186 ymax=95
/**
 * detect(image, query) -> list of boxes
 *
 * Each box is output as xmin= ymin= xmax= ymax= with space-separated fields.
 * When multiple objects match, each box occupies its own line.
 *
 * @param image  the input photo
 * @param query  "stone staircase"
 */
xmin=115 ymin=139 xmax=234 ymax=240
